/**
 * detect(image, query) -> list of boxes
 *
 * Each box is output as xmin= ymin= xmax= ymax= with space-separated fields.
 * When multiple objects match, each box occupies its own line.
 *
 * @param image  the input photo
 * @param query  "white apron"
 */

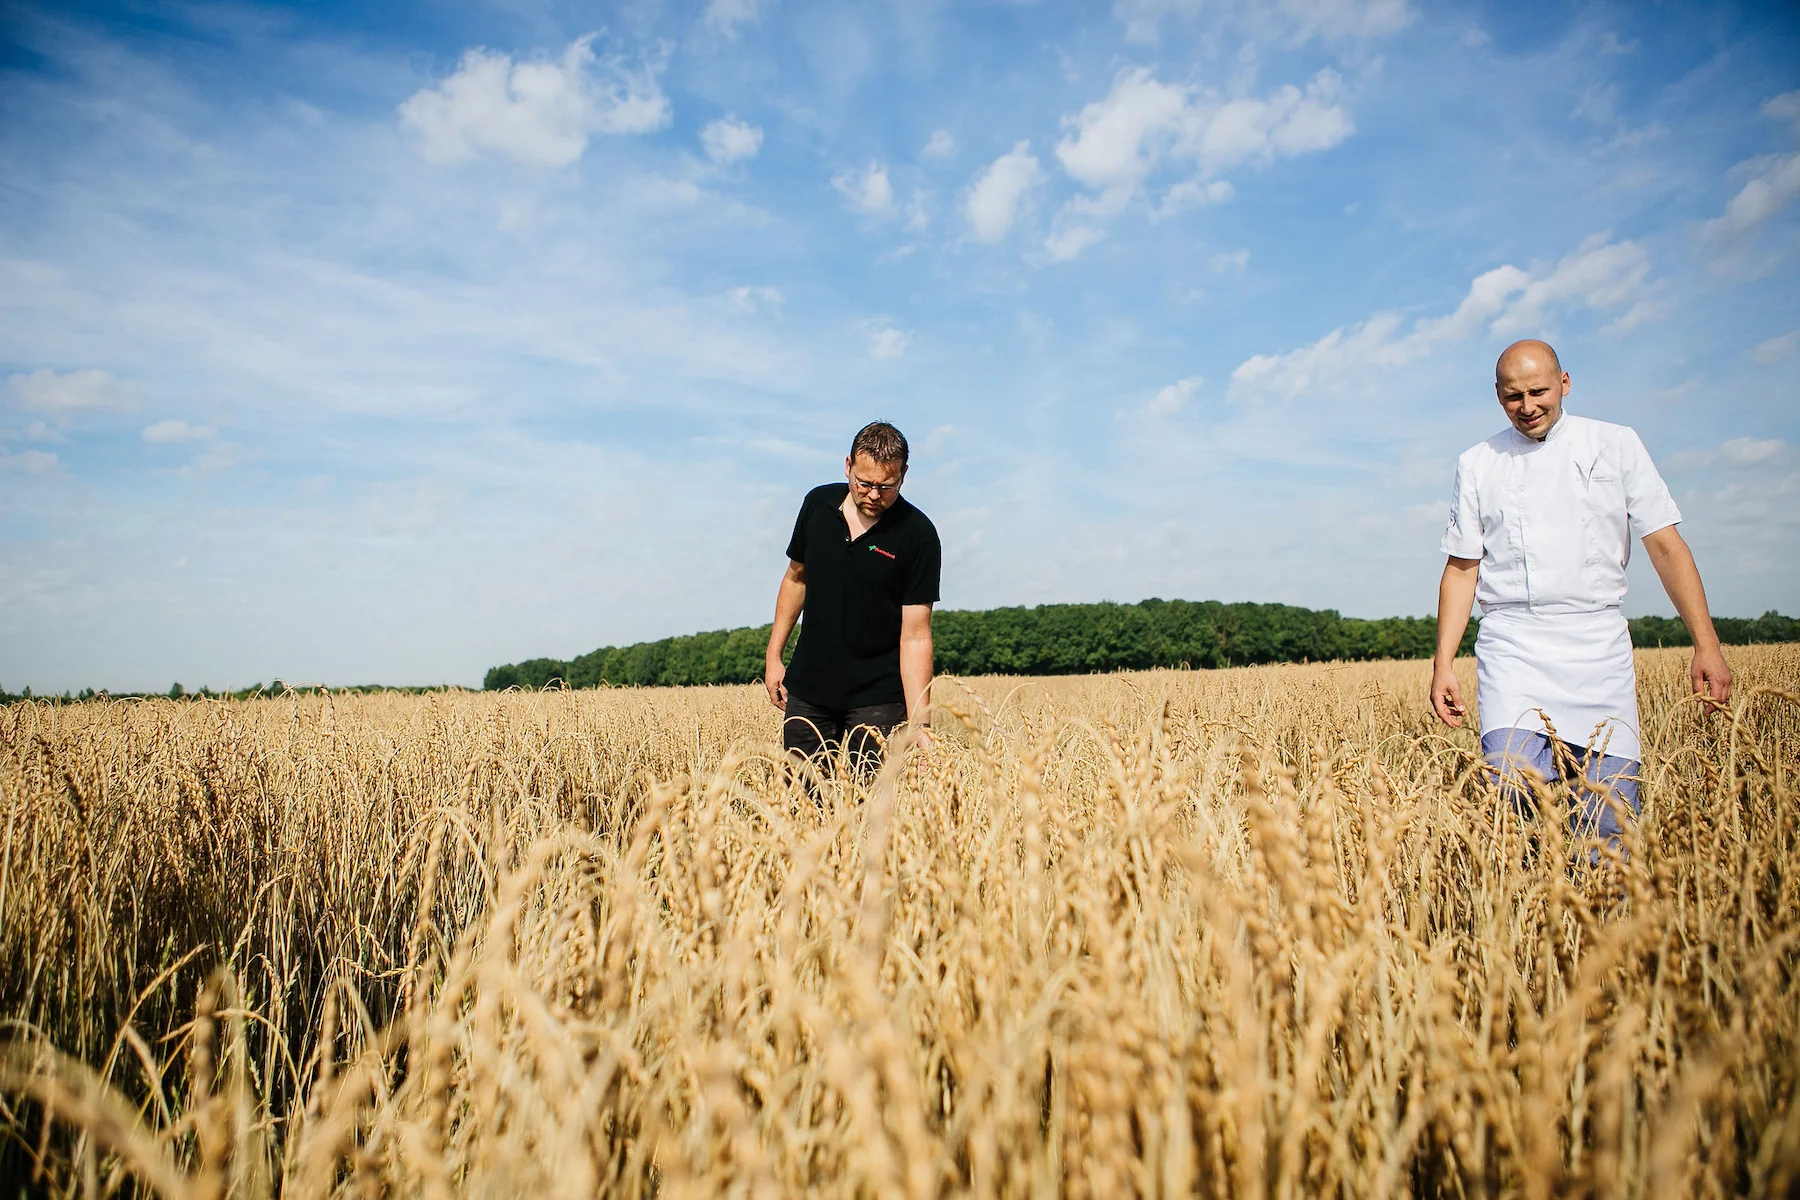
xmin=1475 ymin=606 xmax=1641 ymax=761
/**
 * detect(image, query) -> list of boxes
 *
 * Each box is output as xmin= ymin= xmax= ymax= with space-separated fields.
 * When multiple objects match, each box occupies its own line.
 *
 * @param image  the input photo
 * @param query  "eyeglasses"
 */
xmin=850 ymin=475 xmax=899 ymax=495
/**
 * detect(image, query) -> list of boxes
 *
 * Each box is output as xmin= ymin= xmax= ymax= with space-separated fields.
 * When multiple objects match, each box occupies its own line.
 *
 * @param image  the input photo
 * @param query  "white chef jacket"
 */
xmin=1440 ymin=413 xmax=1681 ymax=761
xmin=1440 ymin=413 xmax=1682 ymax=613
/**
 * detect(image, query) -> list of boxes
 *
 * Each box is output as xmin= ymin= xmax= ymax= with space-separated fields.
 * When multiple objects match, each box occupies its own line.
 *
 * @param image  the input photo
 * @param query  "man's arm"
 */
xmin=1642 ymin=526 xmax=1733 ymax=705
xmin=764 ymin=560 xmax=805 ymax=711
xmin=1431 ymin=556 xmax=1480 ymax=727
xmin=899 ymin=603 xmax=934 ymax=730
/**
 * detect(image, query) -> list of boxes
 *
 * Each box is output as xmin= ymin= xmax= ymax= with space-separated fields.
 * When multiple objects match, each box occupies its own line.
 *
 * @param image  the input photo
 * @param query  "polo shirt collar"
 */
xmin=851 ymin=491 xmax=908 ymax=535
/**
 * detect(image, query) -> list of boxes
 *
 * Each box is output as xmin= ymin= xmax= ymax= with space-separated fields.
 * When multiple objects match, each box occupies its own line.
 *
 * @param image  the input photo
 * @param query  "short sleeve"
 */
xmin=1621 ymin=429 xmax=1681 ymax=539
xmin=902 ymin=523 xmax=941 ymax=606
xmin=1439 ymin=457 xmax=1483 ymax=559
xmin=784 ymin=494 xmax=811 ymax=562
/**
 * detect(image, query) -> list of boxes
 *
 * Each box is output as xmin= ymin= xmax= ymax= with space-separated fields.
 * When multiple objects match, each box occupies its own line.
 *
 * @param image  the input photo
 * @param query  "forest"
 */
xmin=481 ymin=600 xmax=1800 ymax=691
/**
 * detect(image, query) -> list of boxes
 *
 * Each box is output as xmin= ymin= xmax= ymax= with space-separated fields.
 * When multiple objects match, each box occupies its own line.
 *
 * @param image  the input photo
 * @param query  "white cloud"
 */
xmin=966 ymin=141 xmax=1042 ymax=242
xmin=1043 ymin=225 xmax=1107 ymax=262
xmin=1751 ymin=331 xmax=1798 ymax=364
xmin=1664 ymin=437 xmax=1788 ymax=473
xmin=833 ymin=161 xmax=895 ymax=215
xmin=1279 ymin=0 xmax=1412 ymax=40
xmin=1489 ymin=233 xmax=1653 ymax=335
xmin=1056 ymin=68 xmax=1189 ymax=209
xmin=1230 ymin=234 xmax=1652 ymax=402
xmin=704 ymin=0 xmax=763 ymax=37
xmin=865 ymin=322 xmax=911 ymax=359
xmin=8 ymin=368 xmax=135 ymax=415
xmin=1112 ymin=0 xmax=1194 ymax=44
xmin=922 ymin=130 xmax=956 ymax=160
xmin=1766 ymin=89 xmax=1800 ymax=131
xmin=0 ymin=449 xmax=58 ymax=476
xmin=1691 ymin=471 xmax=1800 ymax=579
xmin=141 ymin=419 xmax=216 ymax=443
xmin=363 ymin=482 xmax=468 ymax=535
xmin=1703 ymin=153 xmax=1800 ymax=239
xmin=1156 ymin=178 xmax=1233 ymax=218
xmin=398 ymin=35 xmax=670 ymax=168
xmin=1149 ymin=375 xmax=1202 ymax=415
xmin=1702 ymin=92 xmax=1800 ymax=241
xmin=1051 ymin=68 xmax=1350 ymax=226
xmin=1113 ymin=0 xmax=1409 ymax=44
xmin=701 ymin=115 xmax=763 ymax=163
xmin=1721 ymin=437 xmax=1786 ymax=465
xmin=180 ymin=441 xmax=251 ymax=476
xmin=1571 ymin=83 xmax=1619 ymax=126
xmin=905 ymin=188 xmax=931 ymax=233
xmin=728 ymin=285 xmax=783 ymax=312
xmin=1210 ymin=248 xmax=1251 ymax=275
xmin=1182 ymin=69 xmax=1353 ymax=177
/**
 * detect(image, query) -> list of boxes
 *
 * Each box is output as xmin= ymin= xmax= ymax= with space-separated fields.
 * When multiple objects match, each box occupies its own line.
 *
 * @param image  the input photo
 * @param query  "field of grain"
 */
xmin=1 ymin=646 xmax=1797 ymax=1198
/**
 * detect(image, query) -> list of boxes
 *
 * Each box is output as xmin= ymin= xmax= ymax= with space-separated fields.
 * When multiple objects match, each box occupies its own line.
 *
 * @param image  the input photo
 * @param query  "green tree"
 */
xmin=487 ymin=603 xmax=1792 ymax=690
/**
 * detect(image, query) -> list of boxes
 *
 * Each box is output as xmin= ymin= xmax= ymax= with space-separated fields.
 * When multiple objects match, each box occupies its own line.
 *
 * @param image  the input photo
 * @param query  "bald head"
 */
xmin=1493 ymin=339 xmax=1569 ymax=440
xmin=1496 ymin=339 xmax=1562 ymax=381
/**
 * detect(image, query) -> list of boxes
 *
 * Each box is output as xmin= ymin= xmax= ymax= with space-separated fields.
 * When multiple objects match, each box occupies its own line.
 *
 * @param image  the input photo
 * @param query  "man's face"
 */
xmin=845 ymin=452 xmax=905 ymax=519
xmin=1495 ymin=356 xmax=1569 ymax=440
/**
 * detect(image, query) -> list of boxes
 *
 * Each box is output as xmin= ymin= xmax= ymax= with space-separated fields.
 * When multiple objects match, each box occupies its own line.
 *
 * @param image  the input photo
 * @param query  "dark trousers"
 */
xmin=782 ymin=694 xmax=907 ymax=779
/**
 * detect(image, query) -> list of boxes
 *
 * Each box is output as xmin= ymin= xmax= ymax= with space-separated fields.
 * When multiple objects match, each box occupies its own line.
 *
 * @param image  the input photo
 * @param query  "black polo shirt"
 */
xmin=783 ymin=483 xmax=941 ymax=709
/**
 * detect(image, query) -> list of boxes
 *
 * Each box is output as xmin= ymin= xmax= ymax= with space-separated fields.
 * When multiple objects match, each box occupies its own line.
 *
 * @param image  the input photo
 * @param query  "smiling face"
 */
xmin=1494 ymin=341 xmax=1569 ymax=441
xmin=844 ymin=452 xmax=905 ymax=519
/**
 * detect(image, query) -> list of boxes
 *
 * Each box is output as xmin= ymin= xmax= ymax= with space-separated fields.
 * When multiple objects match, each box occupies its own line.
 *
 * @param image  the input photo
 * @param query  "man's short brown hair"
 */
xmin=850 ymin=421 xmax=909 ymax=468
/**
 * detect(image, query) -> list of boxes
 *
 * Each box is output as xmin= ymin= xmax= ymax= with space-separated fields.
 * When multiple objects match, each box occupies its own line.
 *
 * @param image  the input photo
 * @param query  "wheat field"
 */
xmin=1 ymin=646 xmax=1797 ymax=1198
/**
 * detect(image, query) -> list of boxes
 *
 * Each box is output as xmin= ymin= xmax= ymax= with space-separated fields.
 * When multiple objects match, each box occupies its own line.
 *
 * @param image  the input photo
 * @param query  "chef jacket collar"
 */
xmin=1510 ymin=410 xmax=1571 ymax=449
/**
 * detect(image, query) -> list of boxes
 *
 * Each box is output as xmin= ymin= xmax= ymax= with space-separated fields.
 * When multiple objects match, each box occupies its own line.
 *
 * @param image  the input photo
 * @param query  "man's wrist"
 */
xmin=1683 ymin=621 xmax=1722 ymax=652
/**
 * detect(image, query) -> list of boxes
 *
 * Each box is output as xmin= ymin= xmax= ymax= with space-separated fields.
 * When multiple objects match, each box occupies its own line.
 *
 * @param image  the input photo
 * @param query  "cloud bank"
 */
xmin=399 ymin=36 xmax=671 ymax=167
xmin=1230 ymin=234 xmax=1656 ymax=402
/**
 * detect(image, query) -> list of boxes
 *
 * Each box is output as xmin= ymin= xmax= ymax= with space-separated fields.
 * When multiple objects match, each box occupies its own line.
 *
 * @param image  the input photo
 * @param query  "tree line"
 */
xmin=0 ymin=681 xmax=463 ymax=705
xmin=5 ymin=605 xmax=1792 ymax=704
xmin=481 ymin=600 xmax=1800 ymax=692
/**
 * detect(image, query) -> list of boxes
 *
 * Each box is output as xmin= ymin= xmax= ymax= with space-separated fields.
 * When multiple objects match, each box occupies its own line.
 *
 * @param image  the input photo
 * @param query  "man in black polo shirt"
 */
xmin=764 ymin=421 xmax=941 ymax=773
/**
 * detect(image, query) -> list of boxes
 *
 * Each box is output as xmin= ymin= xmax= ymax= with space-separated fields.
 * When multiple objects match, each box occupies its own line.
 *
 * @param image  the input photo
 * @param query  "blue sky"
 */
xmin=2 ymin=0 xmax=1797 ymax=692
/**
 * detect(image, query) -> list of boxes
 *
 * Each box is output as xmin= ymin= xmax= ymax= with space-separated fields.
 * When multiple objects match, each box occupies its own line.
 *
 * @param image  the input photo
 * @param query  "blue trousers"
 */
xmin=1481 ymin=727 xmax=1641 ymax=845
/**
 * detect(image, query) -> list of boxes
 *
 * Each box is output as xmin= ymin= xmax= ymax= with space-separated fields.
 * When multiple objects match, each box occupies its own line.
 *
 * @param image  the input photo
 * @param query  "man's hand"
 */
xmin=1692 ymin=644 xmax=1733 ymax=708
xmin=1643 ymin=527 xmax=1732 ymax=712
xmin=765 ymin=559 xmax=805 ymax=713
xmin=1431 ymin=661 xmax=1469 ymax=728
xmin=1431 ymin=556 xmax=1479 ymax=729
xmin=764 ymin=658 xmax=787 ymax=711
xmin=898 ymin=602 xmax=934 ymax=746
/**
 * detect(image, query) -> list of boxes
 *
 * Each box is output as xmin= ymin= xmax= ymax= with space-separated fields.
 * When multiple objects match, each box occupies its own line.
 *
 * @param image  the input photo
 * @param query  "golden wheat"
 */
xmin=2 ymin=647 xmax=1797 ymax=1197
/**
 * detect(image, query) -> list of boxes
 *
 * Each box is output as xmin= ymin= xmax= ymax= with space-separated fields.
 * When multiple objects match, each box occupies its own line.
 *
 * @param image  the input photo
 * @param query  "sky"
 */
xmin=1 ymin=0 xmax=1797 ymax=692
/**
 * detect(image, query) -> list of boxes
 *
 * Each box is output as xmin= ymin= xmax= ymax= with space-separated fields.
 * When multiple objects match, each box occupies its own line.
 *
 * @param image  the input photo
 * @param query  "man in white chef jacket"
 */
xmin=1430 ymin=339 xmax=1733 ymax=844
